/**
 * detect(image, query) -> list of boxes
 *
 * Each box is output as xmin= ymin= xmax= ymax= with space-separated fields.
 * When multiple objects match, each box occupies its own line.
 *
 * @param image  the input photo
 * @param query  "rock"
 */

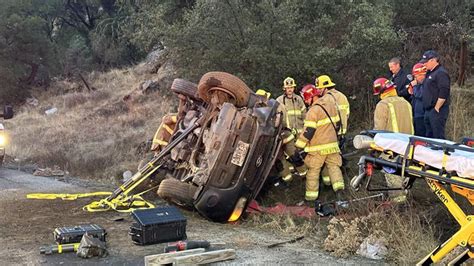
xmin=356 ymin=236 xmax=388 ymax=260
xmin=44 ymin=107 xmax=58 ymax=115
xmin=122 ymin=170 xmax=133 ymax=183
xmin=145 ymin=47 xmax=166 ymax=65
xmin=33 ymin=166 xmax=65 ymax=177
xmin=134 ymin=47 xmax=168 ymax=75
xmin=26 ymin=97 xmax=39 ymax=106
xmin=139 ymin=80 xmax=160 ymax=94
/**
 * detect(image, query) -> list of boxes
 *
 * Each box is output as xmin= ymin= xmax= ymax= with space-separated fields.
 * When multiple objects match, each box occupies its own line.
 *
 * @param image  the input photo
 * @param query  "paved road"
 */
xmin=0 ymin=168 xmax=379 ymax=265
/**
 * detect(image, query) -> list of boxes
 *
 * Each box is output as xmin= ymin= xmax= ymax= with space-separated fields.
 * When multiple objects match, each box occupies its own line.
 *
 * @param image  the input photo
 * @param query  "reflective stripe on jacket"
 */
xmin=276 ymin=94 xmax=306 ymax=132
xmin=374 ymin=96 xmax=414 ymax=134
xmin=295 ymin=94 xmax=340 ymax=155
xmin=151 ymin=113 xmax=177 ymax=151
xmin=327 ymin=89 xmax=350 ymax=135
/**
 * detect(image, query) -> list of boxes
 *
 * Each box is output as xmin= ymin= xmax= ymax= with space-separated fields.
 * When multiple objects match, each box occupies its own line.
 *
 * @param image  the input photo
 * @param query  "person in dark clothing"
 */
xmin=408 ymin=63 xmax=427 ymax=136
xmin=420 ymin=50 xmax=450 ymax=139
xmin=388 ymin=57 xmax=411 ymax=102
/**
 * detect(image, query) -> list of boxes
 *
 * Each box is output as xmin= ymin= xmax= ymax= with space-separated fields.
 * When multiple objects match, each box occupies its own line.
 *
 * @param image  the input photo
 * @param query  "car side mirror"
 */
xmin=1 ymin=105 xmax=13 ymax=119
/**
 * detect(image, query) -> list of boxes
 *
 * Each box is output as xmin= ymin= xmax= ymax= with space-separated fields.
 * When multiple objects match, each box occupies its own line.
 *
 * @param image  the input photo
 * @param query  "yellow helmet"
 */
xmin=283 ymin=77 xmax=296 ymax=89
xmin=256 ymin=89 xmax=271 ymax=99
xmin=315 ymin=75 xmax=335 ymax=89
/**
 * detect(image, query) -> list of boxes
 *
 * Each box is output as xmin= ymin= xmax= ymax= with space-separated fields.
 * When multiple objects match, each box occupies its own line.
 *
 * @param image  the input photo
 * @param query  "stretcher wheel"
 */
xmin=157 ymin=178 xmax=197 ymax=208
xmin=198 ymin=72 xmax=252 ymax=108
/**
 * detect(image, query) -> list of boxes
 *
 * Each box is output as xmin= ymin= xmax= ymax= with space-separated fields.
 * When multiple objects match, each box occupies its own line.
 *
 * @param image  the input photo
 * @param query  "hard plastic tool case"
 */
xmin=54 ymin=224 xmax=106 ymax=244
xmin=129 ymin=206 xmax=187 ymax=245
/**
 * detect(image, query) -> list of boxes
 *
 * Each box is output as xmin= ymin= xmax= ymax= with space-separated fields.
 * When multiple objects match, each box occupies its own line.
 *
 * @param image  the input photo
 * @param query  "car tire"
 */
xmin=157 ymin=178 xmax=197 ymax=207
xmin=198 ymin=72 xmax=252 ymax=108
xmin=171 ymin=78 xmax=199 ymax=100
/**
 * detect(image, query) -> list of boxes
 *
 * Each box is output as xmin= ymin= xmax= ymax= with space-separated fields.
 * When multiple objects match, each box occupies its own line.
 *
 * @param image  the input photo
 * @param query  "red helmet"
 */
xmin=373 ymin=77 xmax=395 ymax=95
xmin=412 ymin=63 xmax=427 ymax=76
xmin=301 ymin=84 xmax=322 ymax=102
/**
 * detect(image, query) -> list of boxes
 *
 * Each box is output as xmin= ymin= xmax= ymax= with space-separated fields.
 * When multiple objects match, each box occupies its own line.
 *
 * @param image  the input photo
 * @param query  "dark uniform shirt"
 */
xmin=411 ymin=84 xmax=425 ymax=119
xmin=422 ymin=65 xmax=450 ymax=110
xmin=390 ymin=68 xmax=411 ymax=102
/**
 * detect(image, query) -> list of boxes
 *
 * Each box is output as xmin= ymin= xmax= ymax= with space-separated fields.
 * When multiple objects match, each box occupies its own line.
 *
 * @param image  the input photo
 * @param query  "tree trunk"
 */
xmin=457 ymin=39 xmax=467 ymax=87
xmin=26 ymin=63 xmax=39 ymax=85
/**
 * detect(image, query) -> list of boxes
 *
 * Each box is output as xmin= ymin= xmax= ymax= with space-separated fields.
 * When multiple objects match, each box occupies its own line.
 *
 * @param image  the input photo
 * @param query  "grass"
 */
xmin=4 ymin=67 xmax=176 ymax=180
xmin=446 ymin=84 xmax=474 ymax=140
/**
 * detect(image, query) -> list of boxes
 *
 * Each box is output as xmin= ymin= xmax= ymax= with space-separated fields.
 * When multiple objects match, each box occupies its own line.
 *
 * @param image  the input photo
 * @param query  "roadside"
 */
xmin=0 ymin=168 xmax=379 ymax=265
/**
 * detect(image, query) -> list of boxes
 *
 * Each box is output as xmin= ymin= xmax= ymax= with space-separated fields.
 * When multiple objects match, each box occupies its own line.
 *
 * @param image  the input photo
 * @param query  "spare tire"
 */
xmin=157 ymin=178 xmax=197 ymax=208
xmin=198 ymin=72 xmax=252 ymax=108
xmin=171 ymin=78 xmax=199 ymax=101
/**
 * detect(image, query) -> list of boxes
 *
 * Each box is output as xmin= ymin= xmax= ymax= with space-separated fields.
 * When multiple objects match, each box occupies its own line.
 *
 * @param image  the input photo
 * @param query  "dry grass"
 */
xmin=4 ymin=67 xmax=176 ymax=180
xmin=323 ymin=208 xmax=438 ymax=263
xmin=246 ymin=212 xmax=323 ymax=249
xmin=446 ymin=84 xmax=474 ymax=140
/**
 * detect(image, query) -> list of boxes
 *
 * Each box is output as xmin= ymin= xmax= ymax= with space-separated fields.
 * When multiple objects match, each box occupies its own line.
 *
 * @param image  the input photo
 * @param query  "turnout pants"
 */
xmin=304 ymin=152 xmax=344 ymax=201
xmin=280 ymin=131 xmax=307 ymax=182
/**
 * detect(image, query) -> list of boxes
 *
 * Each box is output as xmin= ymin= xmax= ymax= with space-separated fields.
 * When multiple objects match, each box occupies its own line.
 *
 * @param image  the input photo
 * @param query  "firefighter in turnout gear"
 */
xmin=277 ymin=77 xmax=306 ymax=135
xmin=151 ymin=113 xmax=178 ymax=152
xmin=373 ymin=78 xmax=414 ymax=134
xmin=373 ymin=77 xmax=414 ymax=203
xmin=276 ymin=78 xmax=308 ymax=182
xmin=315 ymin=75 xmax=350 ymax=187
xmin=294 ymin=85 xmax=344 ymax=201
xmin=151 ymin=94 xmax=188 ymax=153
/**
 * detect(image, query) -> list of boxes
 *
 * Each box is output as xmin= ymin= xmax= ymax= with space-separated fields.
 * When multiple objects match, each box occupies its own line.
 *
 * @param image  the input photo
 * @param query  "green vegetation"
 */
xmin=0 ymin=0 xmax=471 ymax=107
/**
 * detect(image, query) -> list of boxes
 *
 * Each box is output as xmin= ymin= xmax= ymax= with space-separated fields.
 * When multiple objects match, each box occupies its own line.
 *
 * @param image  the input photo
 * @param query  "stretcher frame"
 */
xmin=352 ymin=133 xmax=474 ymax=265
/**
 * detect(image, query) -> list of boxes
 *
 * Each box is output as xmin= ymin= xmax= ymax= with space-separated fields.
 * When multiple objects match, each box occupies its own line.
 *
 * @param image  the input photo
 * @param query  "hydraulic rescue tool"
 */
xmin=164 ymin=240 xmax=212 ymax=253
xmin=40 ymin=243 xmax=80 ymax=255
xmin=27 ymin=117 xmax=203 ymax=213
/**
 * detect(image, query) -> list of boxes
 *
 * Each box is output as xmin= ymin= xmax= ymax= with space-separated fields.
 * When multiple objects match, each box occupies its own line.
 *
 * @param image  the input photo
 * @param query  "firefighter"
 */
xmin=315 ymin=75 xmax=350 ymax=187
xmin=276 ymin=78 xmax=307 ymax=182
xmin=151 ymin=93 xmax=188 ymax=153
xmin=372 ymin=77 xmax=414 ymax=203
xmin=373 ymin=78 xmax=414 ymax=134
xmin=294 ymin=85 xmax=344 ymax=202
xmin=276 ymin=77 xmax=306 ymax=135
xmin=150 ymin=113 xmax=178 ymax=152
xmin=256 ymin=89 xmax=271 ymax=100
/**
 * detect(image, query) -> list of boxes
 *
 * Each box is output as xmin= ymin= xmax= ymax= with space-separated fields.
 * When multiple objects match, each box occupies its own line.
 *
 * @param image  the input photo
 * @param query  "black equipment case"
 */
xmin=54 ymin=224 xmax=106 ymax=244
xmin=129 ymin=206 xmax=187 ymax=245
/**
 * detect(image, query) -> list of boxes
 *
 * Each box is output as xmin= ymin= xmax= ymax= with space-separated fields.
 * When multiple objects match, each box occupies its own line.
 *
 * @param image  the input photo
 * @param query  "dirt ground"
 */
xmin=0 ymin=168 xmax=379 ymax=265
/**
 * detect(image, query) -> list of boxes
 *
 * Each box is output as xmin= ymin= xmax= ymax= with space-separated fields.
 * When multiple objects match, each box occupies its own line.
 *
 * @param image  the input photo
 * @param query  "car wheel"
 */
xmin=171 ymin=78 xmax=199 ymax=101
xmin=198 ymin=72 xmax=252 ymax=108
xmin=157 ymin=178 xmax=197 ymax=208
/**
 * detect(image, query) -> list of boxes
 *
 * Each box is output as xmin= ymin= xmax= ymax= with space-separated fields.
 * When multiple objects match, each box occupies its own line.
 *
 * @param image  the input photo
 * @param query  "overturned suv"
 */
xmin=154 ymin=72 xmax=282 ymax=222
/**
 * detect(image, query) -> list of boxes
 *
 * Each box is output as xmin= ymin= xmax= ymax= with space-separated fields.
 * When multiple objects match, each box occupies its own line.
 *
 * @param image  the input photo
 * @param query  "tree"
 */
xmin=0 ymin=0 xmax=60 ymax=101
xmin=160 ymin=0 xmax=401 ymax=123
